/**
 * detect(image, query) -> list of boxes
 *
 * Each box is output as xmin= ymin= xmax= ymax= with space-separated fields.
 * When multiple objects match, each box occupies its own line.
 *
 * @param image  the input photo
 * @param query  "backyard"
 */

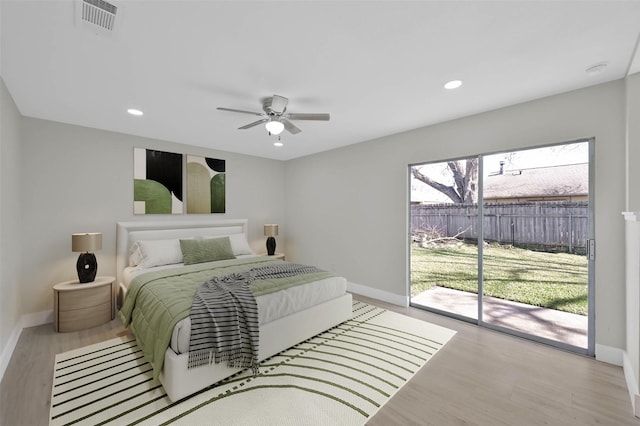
xmin=411 ymin=242 xmax=589 ymax=315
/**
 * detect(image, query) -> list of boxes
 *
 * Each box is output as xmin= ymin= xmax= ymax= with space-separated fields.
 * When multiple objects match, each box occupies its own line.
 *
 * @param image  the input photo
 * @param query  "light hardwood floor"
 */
xmin=1 ymin=294 xmax=639 ymax=425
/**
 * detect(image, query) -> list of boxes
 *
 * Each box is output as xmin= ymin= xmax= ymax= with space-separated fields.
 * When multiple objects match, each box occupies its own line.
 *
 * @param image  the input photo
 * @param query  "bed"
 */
xmin=116 ymin=219 xmax=353 ymax=401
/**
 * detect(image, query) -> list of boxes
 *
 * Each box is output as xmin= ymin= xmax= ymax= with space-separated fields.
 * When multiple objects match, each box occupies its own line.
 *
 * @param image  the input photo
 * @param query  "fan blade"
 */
xmin=282 ymin=118 xmax=302 ymax=134
xmin=239 ymin=119 xmax=267 ymax=130
xmin=270 ymin=95 xmax=288 ymax=114
xmin=217 ymin=107 xmax=264 ymax=116
xmin=286 ymin=113 xmax=330 ymax=121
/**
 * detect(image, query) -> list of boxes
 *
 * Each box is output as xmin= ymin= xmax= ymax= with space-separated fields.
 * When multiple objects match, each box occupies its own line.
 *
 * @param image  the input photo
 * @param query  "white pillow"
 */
xmin=129 ymin=239 xmax=184 ymax=268
xmin=203 ymin=233 xmax=254 ymax=256
xmin=129 ymin=243 xmax=143 ymax=267
xmin=228 ymin=233 xmax=255 ymax=256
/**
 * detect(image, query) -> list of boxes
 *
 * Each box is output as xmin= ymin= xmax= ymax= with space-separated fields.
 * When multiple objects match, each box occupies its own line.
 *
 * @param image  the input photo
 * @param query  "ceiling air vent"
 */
xmin=77 ymin=0 xmax=118 ymax=32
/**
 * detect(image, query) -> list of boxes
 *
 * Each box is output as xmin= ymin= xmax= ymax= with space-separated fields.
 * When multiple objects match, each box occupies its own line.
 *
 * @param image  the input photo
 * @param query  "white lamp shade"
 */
xmin=72 ymin=233 xmax=102 ymax=252
xmin=264 ymin=224 xmax=279 ymax=237
xmin=265 ymin=120 xmax=284 ymax=135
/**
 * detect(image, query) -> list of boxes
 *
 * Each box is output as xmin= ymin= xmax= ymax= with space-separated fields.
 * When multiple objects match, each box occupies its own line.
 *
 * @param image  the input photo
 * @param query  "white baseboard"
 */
xmin=623 ymin=351 xmax=640 ymax=418
xmin=347 ymin=281 xmax=409 ymax=307
xmin=0 ymin=309 xmax=53 ymax=382
xmin=0 ymin=323 xmax=23 ymax=382
xmin=21 ymin=309 xmax=53 ymax=329
xmin=595 ymin=343 xmax=624 ymax=366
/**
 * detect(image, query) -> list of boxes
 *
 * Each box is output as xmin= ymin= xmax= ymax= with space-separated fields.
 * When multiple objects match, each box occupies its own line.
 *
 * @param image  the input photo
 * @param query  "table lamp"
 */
xmin=264 ymin=224 xmax=278 ymax=256
xmin=72 ymin=232 xmax=102 ymax=283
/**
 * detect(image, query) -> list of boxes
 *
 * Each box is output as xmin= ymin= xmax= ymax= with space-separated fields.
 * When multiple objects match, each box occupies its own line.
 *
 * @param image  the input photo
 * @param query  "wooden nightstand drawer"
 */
xmin=57 ymin=302 xmax=111 ymax=332
xmin=53 ymin=276 xmax=115 ymax=332
xmin=58 ymin=285 xmax=111 ymax=311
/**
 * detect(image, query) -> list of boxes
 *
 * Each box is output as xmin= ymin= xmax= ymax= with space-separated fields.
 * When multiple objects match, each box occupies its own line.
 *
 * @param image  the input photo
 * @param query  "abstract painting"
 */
xmin=133 ymin=148 xmax=183 ymax=214
xmin=187 ymin=155 xmax=226 ymax=213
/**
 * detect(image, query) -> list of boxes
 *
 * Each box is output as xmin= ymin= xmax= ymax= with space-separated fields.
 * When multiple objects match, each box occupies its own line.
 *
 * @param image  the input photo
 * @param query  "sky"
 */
xmin=484 ymin=141 xmax=589 ymax=176
xmin=411 ymin=140 xmax=589 ymax=202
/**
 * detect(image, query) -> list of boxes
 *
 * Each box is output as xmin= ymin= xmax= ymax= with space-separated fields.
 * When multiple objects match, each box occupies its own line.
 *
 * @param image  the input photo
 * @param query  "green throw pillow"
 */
xmin=180 ymin=237 xmax=235 ymax=265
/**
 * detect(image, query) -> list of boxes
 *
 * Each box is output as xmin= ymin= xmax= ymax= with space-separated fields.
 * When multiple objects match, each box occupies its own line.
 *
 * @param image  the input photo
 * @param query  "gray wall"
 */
xmin=285 ymin=80 xmax=628 ymax=351
xmin=1 ymin=79 xmax=22 ymax=354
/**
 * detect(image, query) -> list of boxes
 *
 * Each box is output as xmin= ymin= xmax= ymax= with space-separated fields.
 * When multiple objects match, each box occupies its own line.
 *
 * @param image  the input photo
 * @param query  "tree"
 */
xmin=411 ymin=158 xmax=478 ymax=203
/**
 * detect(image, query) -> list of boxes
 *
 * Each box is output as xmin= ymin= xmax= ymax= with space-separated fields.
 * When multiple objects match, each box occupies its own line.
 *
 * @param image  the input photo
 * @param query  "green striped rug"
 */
xmin=50 ymin=301 xmax=456 ymax=425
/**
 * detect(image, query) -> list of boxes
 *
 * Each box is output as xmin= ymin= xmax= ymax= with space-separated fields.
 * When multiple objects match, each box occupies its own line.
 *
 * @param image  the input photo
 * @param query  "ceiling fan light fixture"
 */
xmin=265 ymin=119 xmax=284 ymax=135
xmin=217 ymin=94 xmax=329 ymax=136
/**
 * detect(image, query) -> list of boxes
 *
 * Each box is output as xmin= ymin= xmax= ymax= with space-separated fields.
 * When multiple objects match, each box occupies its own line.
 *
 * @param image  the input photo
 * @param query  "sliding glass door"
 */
xmin=410 ymin=139 xmax=594 ymax=355
xmin=410 ymin=157 xmax=479 ymax=321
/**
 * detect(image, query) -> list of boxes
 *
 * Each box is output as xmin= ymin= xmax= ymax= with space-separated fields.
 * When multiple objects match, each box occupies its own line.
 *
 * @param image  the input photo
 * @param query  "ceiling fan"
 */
xmin=216 ymin=94 xmax=330 ymax=136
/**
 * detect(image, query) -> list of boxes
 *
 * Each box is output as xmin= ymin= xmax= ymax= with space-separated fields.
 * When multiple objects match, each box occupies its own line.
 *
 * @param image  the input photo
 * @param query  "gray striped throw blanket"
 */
xmin=188 ymin=263 xmax=323 ymax=373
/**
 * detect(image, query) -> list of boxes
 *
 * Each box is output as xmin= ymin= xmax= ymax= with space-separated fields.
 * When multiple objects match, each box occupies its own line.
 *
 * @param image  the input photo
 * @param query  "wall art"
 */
xmin=133 ymin=148 xmax=183 ymax=214
xmin=186 ymin=155 xmax=226 ymax=213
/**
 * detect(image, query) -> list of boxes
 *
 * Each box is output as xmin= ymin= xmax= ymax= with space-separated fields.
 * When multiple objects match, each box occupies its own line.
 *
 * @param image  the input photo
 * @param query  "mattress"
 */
xmin=123 ymin=263 xmax=347 ymax=354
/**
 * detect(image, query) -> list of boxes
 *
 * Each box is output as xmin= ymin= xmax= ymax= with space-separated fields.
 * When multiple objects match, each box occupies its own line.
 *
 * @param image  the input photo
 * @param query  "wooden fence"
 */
xmin=411 ymin=201 xmax=589 ymax=254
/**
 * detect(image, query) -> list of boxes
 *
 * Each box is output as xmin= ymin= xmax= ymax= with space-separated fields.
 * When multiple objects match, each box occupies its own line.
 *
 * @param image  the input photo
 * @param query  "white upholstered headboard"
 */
xmin=115 ymin=219 xmax=249 ymax=300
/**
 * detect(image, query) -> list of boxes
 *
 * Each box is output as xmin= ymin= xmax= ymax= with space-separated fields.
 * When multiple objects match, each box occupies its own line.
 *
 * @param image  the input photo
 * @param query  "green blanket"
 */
xmin=118 ymin=257 xmax=334 ymax=380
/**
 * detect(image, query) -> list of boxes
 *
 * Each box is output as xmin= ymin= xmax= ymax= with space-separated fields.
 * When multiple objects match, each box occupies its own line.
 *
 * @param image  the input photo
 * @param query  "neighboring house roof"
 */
xmin=484 ymin=163 xmax=588 ymax=199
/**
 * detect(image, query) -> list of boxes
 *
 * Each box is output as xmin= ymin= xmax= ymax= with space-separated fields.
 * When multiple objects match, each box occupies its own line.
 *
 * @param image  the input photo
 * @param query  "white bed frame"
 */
xmin=116 ymin=219 xmax=353 ymax=401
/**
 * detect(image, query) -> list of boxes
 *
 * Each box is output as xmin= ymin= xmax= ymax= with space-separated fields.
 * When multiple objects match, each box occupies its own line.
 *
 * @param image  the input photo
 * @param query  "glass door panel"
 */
xmin=481 ymin=142 xmax=590 ymax=350
xmin=410 ymin=158 xmax=479 ymax=321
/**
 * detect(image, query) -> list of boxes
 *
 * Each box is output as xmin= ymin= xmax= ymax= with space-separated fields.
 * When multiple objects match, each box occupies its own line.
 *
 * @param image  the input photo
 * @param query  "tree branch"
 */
xmin=420 ymin=227 xmax=470 ymax=245
xmin=412 ymin=167 xmax=462 ymax=203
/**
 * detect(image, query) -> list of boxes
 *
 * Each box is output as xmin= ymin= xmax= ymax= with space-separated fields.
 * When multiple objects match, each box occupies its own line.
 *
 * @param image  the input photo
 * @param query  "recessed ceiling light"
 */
xmin=127 ymin=108 xmax=144 ymax=116
xmin=444 ymin=80 xmax=462 ymax=90
xmin=274 ymin=141 xmax=283 ymax=147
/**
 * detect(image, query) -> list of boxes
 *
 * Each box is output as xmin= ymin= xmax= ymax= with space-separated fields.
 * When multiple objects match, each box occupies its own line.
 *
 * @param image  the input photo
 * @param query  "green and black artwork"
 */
xmin=133 ymin=148 xmax=183 ymax=214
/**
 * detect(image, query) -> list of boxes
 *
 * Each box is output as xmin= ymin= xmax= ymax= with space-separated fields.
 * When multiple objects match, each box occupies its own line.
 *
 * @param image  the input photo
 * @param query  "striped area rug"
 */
xmin=50 ymin=301 xmax=456 ymax=426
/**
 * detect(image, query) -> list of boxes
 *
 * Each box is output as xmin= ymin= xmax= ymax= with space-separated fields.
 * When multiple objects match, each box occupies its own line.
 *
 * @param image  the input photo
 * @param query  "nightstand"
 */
xmin=262 ymin=253 xmax=285 ymax=260
xmin=53 ymin=276 xmax=115 ymax=332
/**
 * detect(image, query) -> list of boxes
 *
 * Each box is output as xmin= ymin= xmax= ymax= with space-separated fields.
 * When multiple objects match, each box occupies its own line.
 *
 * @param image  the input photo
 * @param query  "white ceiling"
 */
xmin=2 ymin=1 xmax=640 ymax=161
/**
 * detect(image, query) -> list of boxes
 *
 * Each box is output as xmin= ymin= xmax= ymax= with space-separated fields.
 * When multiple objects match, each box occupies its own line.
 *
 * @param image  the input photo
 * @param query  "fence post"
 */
xmin=446 ymin=213 xmax=449 ymax=237
xmin=511 ymin=220 xmax=515 ymax=246
xmin=568 ymin=213 xmax=573 ymax=254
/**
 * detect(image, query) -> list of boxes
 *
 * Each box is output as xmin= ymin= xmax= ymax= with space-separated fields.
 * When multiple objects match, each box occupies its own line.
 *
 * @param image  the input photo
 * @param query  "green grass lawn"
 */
xmin=411 ymin=243 xmax=588 ymax=315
